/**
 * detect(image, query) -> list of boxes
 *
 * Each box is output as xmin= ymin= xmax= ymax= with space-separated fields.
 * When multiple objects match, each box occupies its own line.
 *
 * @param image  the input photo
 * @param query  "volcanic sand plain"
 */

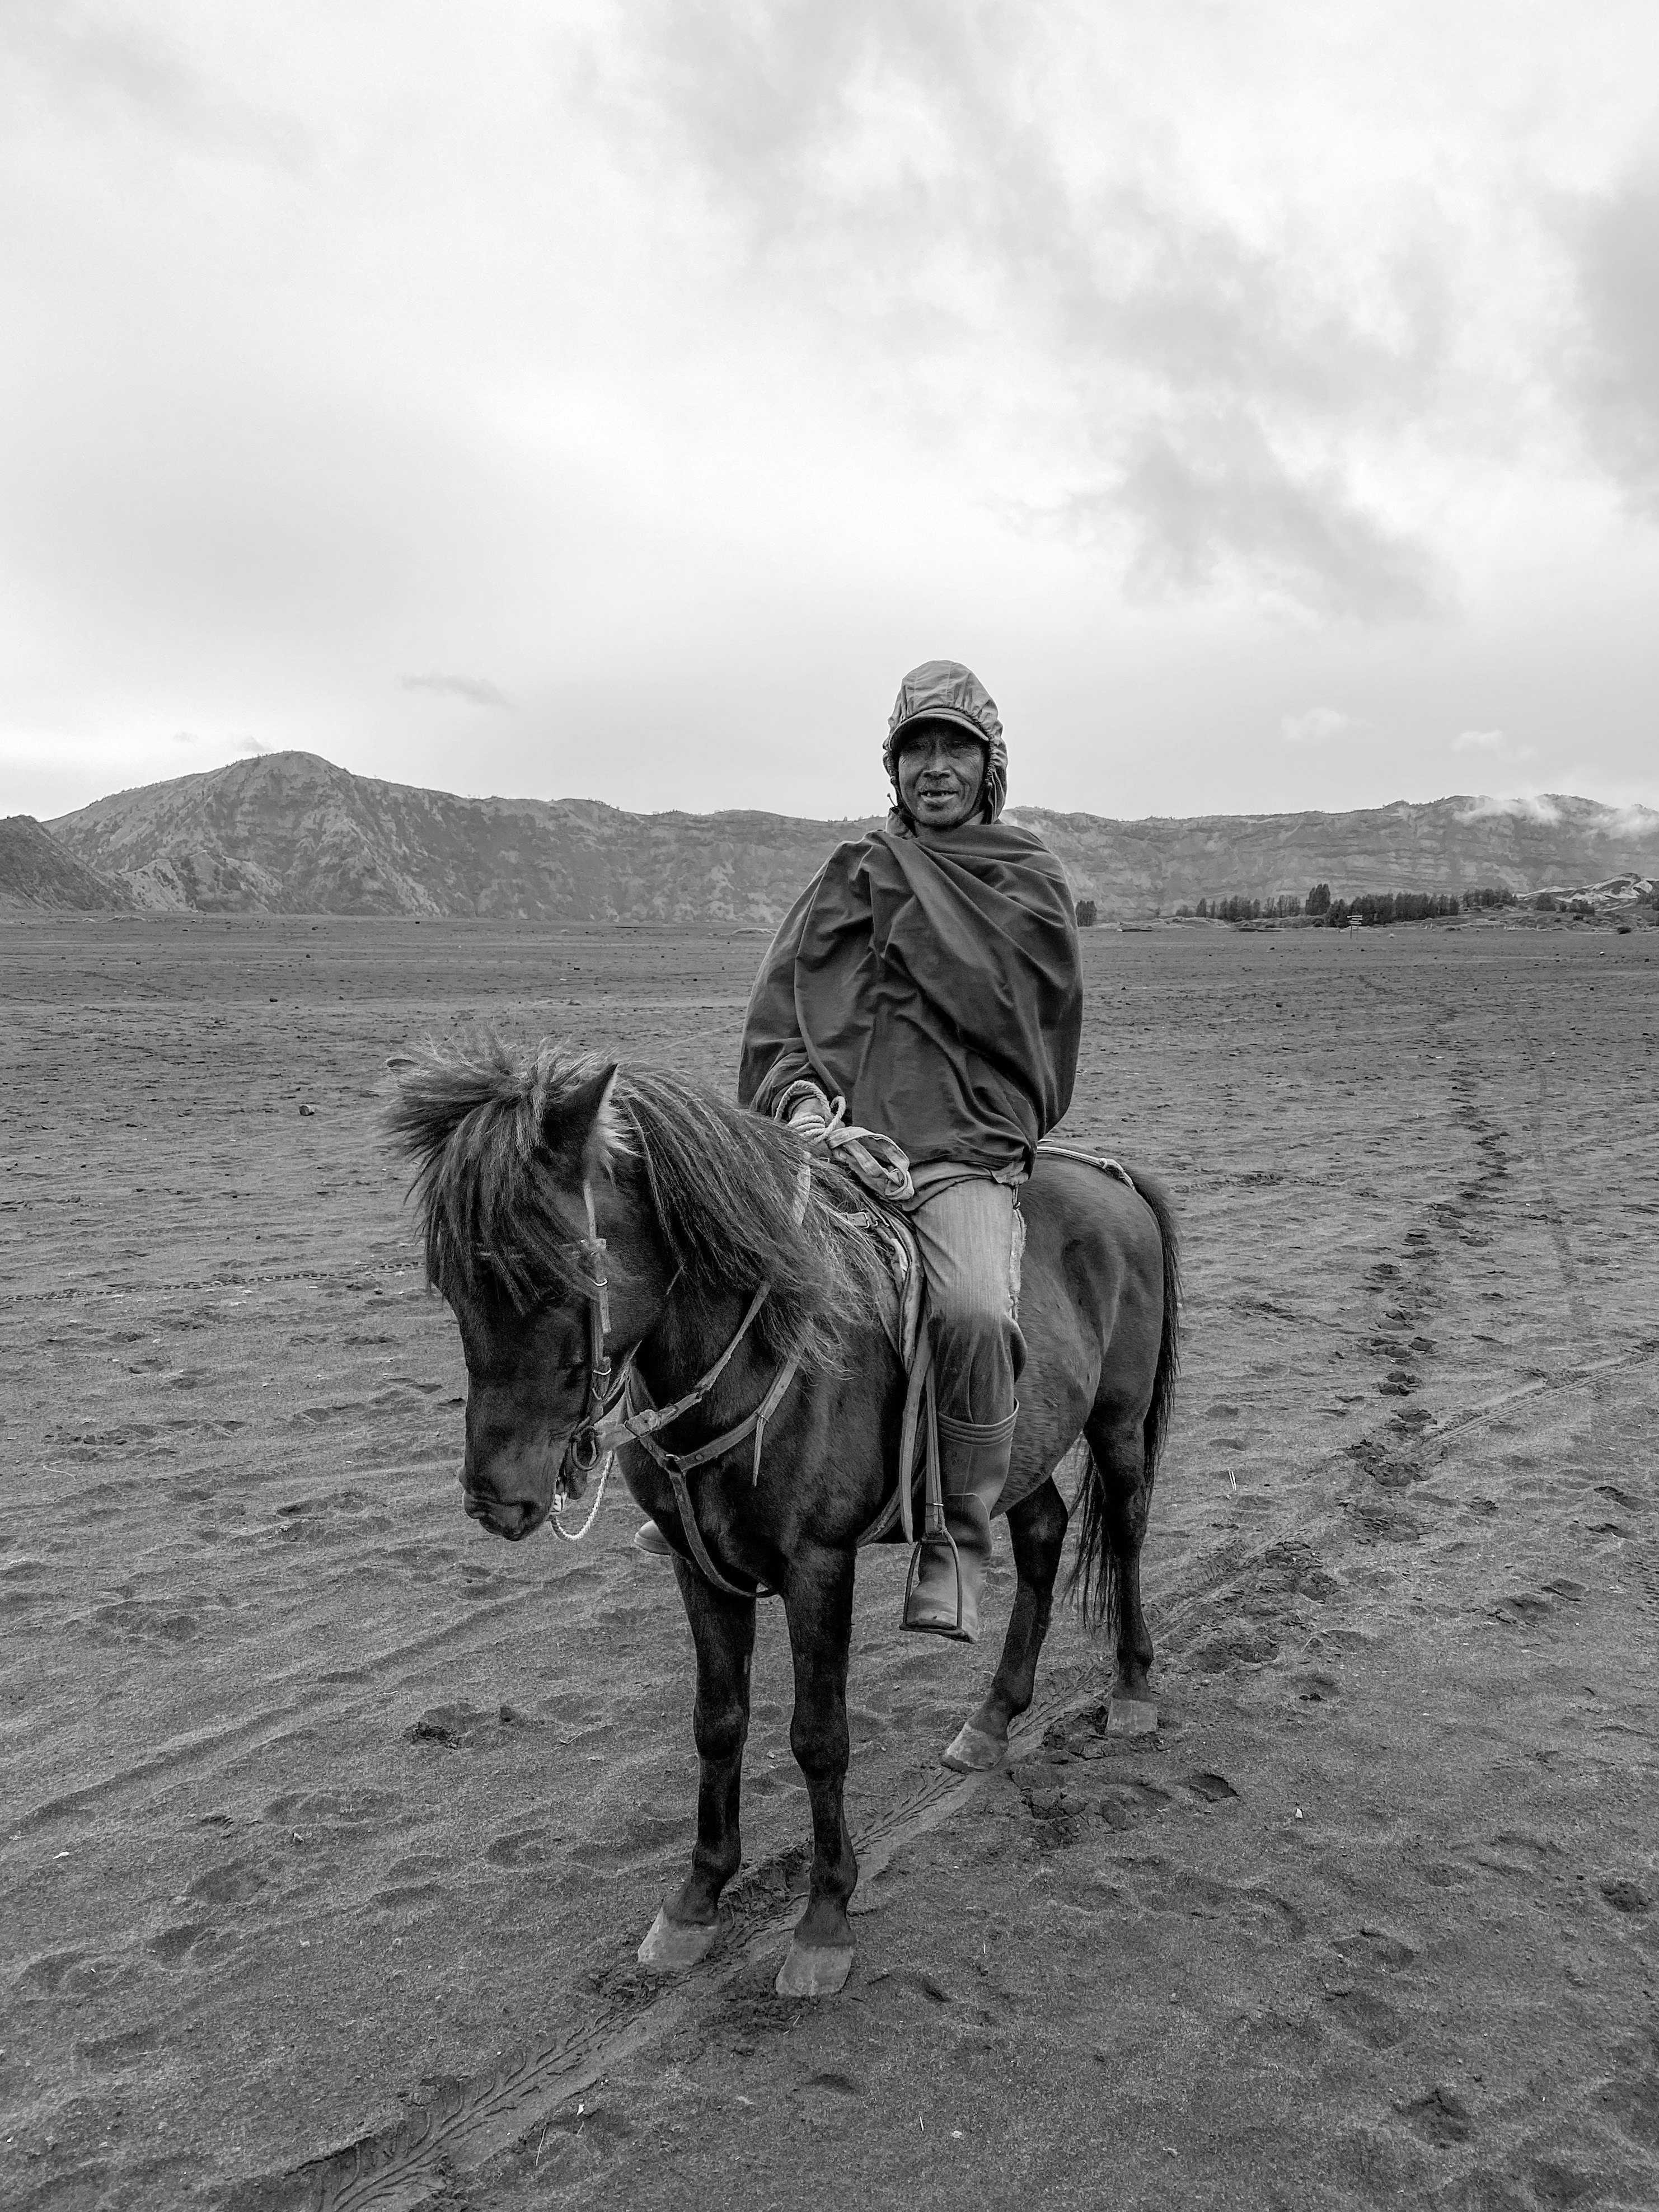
xmin=3 ymin=914 xmax=1658 ymax=2212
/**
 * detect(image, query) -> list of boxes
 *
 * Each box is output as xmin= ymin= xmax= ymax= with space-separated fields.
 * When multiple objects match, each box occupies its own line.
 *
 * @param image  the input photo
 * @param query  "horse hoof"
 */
xmin=637 ymin=1906 xmax=718 ymax=1969
xmin=775 ymin=1939 xmax=854 ymax=1999
xmin=1107 ymin=1695 xmax=1158 ymax=1736
xmin=941 ymin=1722 xmax=1007 ymax=1773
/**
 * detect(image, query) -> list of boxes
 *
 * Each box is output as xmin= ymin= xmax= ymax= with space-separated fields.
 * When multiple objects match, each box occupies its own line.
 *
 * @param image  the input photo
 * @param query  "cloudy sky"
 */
xmin=3 ymin=0 xmax=1657 ymax=824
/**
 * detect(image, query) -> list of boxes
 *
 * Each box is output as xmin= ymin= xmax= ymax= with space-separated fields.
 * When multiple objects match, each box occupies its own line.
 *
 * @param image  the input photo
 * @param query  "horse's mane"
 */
xmin=384 ymin=1035 xmax=889 ymax=1370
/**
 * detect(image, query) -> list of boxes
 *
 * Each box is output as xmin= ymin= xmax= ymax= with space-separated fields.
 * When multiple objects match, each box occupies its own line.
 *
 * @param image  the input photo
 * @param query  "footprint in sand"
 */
xmin=15 ymin=1946 xmax=132 ymax=1997
xmin=263 ymin=1786 xmax=398 ymax=1830
xmin=406 ymin=1701 xmax=517 ymax=1750
xmin=1396 ymin=2086 xmax=1474 ymax=2147
xmin=1600 ymin=2042 xmax=1659 ymax=2153
xmin=371 ymin=1850 xmax=448 ymax=1908
xmin=1186 ymin=1771 xmax=1239 ymax=1804
xmin=1347 ymin=1496 xmax=1426 ymax=1544
xmin=273 ymin=1492 xmax=394 ymax=1543
xmin=1013 ymin=1762 xmax=1171 ymax=1846
xmin=1324 ymin=1983 xmax=1405 ymax=2049
xmin=1332 ymin=1926 xmax=1418 ymax=1971
xmin=566 ymin=1812 xmax=686 ymax=1872
xmin=1490 ymin=1580 xmax=1585 ymax=1628
xmin=148 ymin=1922 xmax=239 ymax=1969
xmin=74 ymin=2023 xmax=164 ymax=2070
xmin=88 ymin=1598 xmax=201 ymax=1646
xmin=485 ymin=1829 xmax=565 ymax=1870
xmin=1295 ymin=1669 xmax=1341 ymax=1703
xmin=1129 ymin=1863 xmax=1307 ymax=1942
xmin=1599 ymin=1877 xmax=1651 ymax=1915
xmin=1187 ymin=1622 xmax=1280 ymax=1672
xmin=188 ymin=1859 xmax=269 ymax=1907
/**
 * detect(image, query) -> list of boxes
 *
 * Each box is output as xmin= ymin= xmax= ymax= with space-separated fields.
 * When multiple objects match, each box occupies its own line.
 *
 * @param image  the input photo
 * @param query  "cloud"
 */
xmin=1280 ymin=707 xmax=1365 ymax=747
xmin=1089 ymin=416 xmax=1444 ymax=621
xmin=1452 ymin=729 xmax=1538 ymax=770
xmin=236 ymin=737 xmax=273 ymax=756
xmin=1606 ymin=801 xmax=1659 ymax=838
xmin=1456 ymin=793 xmax=1563 ymax=824
xmin=599 ymin=3 xmax=1455 ymax=620
xmin=1563 ymin=160 xmax=1659 ymax=515
xmin=3 ymin=0 xmax=313 ymax=170
xmin=401 ymin=672 xmax=513 ymax=710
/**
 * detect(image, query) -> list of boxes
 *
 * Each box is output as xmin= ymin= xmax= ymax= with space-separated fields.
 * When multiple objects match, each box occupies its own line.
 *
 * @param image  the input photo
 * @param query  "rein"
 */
xmin=549 ymin=1164 xmax=810 ymax=1597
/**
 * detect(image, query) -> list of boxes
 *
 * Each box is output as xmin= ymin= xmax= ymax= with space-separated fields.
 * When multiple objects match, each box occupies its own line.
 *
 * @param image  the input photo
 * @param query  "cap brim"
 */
xmin=889 ymin=707 xmax=990 ymax=749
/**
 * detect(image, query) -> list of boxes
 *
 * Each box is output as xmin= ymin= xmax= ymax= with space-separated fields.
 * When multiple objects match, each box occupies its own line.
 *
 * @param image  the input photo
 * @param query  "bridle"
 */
xmin=546 ymin=1167 xmax=809 ymax=1595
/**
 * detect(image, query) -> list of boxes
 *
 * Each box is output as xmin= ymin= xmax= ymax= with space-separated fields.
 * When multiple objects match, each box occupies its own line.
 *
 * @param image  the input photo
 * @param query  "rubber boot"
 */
xmin=632 ymin=1519 xmax=673 ymax=1559
xmin=901 ymin=1407 xmax=1018 ymax=1643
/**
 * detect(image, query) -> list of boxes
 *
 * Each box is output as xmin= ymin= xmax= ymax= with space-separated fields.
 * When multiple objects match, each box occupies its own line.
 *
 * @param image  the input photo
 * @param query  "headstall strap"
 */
xmin=559 ymin=1175 xmax=618 ymax=1501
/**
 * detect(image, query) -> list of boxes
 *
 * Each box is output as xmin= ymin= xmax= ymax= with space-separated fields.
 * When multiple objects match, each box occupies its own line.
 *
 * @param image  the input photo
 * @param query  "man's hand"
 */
xmin=781 ymin=1081 xmax=833 ymax=1144
xmin=774 ymin=1079 xmax=912 ymax=1200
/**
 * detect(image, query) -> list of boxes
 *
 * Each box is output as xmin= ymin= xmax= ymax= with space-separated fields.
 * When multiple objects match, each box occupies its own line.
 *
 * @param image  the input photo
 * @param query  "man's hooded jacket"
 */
xmin=738 ymin=663 xmax=1082 ymax=1180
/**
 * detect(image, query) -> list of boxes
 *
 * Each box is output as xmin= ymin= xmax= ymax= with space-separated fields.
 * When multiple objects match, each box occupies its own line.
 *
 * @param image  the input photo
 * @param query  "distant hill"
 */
xmin=41 ymin=752 xmax=1659 ymax=923
xmin=46 ymin=753 xmax=874 ymax=924
xmin=1019 ymin=795 xmax=1659 ymax=916
xmin=0 ymin=815 xmax=135 ymax=913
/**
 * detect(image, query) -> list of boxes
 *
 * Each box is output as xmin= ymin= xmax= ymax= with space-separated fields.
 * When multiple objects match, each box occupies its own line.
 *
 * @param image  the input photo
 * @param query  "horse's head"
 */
xmin=385 ymin=1041 xmax=662 ymax=1542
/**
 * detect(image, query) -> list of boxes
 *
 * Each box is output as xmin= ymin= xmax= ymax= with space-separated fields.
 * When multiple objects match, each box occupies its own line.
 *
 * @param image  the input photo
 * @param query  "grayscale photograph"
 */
xmin=3 ymin=6 xmax=1657 ymax=2208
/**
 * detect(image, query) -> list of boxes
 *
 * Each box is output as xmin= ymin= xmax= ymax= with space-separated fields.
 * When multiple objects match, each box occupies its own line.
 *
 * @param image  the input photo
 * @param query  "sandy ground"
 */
xmin=3 ymin=913 xmax=1658 ymax=2212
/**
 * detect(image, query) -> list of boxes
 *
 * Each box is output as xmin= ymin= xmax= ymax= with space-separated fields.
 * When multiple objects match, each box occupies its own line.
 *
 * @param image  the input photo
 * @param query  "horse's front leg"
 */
xmin=637 ymin=1559 xmax=755 ymax=1971
xmin=775 ymin=1543 xmax=857 ymax=1998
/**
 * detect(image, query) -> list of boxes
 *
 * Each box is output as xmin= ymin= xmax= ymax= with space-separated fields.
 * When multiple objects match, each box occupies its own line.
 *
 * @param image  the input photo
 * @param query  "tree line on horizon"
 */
xmin=1169 ymin=884 xmax=1523 ymax=928
xmin=1069 ymin=881 xmax=1646 ymax=929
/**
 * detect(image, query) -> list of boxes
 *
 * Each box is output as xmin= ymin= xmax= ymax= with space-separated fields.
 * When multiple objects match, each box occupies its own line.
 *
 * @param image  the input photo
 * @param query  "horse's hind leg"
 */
xmin=775 ymin=1545 xmax=858 ymax=1998
xmin=1085 ymin=1408 xmax=1157 ymax=1720
xmin=943 ymin=1475 xmax=1068 ymax=1773
xmin=638 ymin=1563 xmax=755 ymax=1971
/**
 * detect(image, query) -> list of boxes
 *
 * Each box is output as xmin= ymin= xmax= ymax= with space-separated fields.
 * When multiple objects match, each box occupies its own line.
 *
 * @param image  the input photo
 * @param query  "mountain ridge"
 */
xmin=29 ymin=750 xmax=1659 ymax=923
xmin=0 ymin=815 xmax=136 ymax=913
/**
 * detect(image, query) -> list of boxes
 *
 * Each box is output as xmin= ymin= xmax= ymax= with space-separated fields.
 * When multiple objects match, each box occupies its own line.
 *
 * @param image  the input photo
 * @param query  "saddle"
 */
xmin=616 ymin=1135 xmax=1138 ymax=1599
xmin=826 ymin=1140 xmax=1137 ymax=1553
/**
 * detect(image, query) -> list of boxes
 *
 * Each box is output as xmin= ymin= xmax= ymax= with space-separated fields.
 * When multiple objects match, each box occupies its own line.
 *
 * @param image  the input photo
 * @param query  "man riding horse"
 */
xmin=632 ymin=660 xmax=1081 ymax=1641
xmin=392 ymin=669 xmax=1172 ymax=1989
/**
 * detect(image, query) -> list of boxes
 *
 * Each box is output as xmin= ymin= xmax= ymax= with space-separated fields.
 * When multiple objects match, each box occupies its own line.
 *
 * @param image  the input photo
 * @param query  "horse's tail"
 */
xmin=1068 ymin=1168 xmax=1182 ymax=1634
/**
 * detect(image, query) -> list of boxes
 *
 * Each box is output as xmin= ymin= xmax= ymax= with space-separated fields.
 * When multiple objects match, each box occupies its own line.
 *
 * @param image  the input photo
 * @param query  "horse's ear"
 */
xmin=546 ymin=1062 xmax=621 ymax=1181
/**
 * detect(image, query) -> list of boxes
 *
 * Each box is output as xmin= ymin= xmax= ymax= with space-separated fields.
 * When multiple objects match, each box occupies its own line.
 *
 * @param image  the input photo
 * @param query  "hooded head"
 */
xmin=883 ymin=660 xmax=1007 ymax=827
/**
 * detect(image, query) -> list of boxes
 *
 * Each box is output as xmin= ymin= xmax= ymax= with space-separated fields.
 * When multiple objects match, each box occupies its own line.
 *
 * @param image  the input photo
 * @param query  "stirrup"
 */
xmin=901 ymin=1528 xmax=966 ymax=1637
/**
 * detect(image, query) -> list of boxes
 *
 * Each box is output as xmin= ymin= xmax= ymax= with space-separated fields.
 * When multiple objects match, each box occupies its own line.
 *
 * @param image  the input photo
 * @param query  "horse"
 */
xmin=385 ymin=1037 xmax=1179 ymax=1998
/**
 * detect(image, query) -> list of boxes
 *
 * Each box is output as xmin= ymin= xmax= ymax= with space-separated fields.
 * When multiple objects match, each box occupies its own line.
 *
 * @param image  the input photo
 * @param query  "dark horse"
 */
xmin=386 ymin=1039 xmax=1178 ymax=1998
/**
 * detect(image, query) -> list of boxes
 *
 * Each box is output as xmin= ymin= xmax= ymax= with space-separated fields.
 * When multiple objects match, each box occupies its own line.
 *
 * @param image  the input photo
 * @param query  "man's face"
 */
xmin=895 ymin=720 xmax=986 ymax=831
